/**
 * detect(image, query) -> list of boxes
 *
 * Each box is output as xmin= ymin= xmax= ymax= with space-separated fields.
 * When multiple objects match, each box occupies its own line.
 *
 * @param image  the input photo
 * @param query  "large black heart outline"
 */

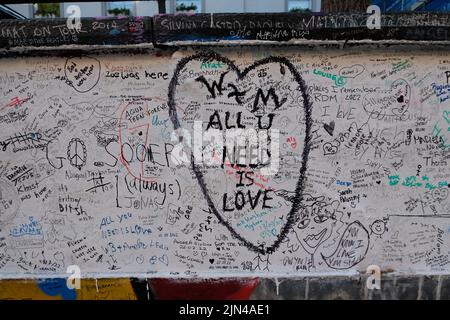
xmin=168 ymin=51 xmax=312 ymax=255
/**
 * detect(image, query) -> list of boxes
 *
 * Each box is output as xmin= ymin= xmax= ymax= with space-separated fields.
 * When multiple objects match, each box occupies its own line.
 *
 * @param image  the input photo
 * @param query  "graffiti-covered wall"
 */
xmin=0 ymin=44 xmax=449 ymax=279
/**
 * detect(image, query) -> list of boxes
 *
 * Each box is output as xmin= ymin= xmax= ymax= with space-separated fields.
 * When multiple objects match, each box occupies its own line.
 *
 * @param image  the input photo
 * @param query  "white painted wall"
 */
xmin=0 ymin=46 xmax=449 ymax=279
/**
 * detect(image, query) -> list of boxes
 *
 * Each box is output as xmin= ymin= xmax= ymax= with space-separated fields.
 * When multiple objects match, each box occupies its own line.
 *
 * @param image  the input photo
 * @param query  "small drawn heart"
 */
xmin=64 ymin=56 xmax=101 ymax=93
xmin=323 ymin=121 xmax=335 ymax=136
xmin=158 ymin=254 xmax=169 ymax=266
xmin=323 ymin=142 xmax=338 ymax=155
xmin=201 ymin=251 xmax=207 ymax=257
xmin=209 ymin=258 xmax=215 ymax=264
xmin=391 ymin=79 xmax=410 ymax=116
xmin=376 ymin=180 xmax=381 ymax=185
xmin=136 ymin=255 xmax=144 ymax=264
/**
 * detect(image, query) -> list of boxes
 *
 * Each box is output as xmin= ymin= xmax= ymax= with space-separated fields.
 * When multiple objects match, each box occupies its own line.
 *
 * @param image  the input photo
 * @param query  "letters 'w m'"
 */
xmin=252 ymin=88 xmax=287 ymax=112
xmin=195 ymin=71 xmax=229 ymax=98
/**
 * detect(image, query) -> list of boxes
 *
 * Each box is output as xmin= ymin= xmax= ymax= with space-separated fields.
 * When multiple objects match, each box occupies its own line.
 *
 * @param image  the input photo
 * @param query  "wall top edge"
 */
xmin=1 ymin=13 xmax=450 ymax=49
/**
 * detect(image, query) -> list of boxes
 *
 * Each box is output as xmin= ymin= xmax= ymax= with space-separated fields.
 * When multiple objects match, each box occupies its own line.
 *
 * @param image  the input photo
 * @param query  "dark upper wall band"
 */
xmin=1 ymin=12 xmax=450 ymax=49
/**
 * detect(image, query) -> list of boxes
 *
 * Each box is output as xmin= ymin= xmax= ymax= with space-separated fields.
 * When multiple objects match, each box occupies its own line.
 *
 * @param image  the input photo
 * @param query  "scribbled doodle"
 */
xmin=0 ymin=179 xmax=20 ymax=223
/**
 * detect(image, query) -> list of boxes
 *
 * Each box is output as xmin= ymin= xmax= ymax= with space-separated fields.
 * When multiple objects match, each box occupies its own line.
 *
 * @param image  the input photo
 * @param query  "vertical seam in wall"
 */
xmin=150 ymin=16 xmax=156 ymax=47
xmin=417 ymin=276 xmax=423 ymax=300
xmin=363 ymin=275 xmax=369 ymax=300
xmin=393 ymin=276 xmax=397 ymax=300
xmin=436 ymin=275 xmax=442 ymax=300
xmin=305 ymin=278 xmax=309 ymax=300
xmin=274 ymin=277 xmax=280 ymax=296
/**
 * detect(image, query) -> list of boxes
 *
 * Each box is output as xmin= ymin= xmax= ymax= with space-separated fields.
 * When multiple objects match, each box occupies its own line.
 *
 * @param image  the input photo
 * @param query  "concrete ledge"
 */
xmin=153 ymin=12 xmax=450 ymax=43
xmin=0 ymin=17 xmax=152 ymax=48
xmin=1 ymin=12 xmax=450 ymax=49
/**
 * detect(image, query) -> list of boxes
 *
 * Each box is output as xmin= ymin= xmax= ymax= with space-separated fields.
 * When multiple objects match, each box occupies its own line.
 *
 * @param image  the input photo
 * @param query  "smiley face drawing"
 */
xmin=370 ymin=219 xmax=388 ymax=238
